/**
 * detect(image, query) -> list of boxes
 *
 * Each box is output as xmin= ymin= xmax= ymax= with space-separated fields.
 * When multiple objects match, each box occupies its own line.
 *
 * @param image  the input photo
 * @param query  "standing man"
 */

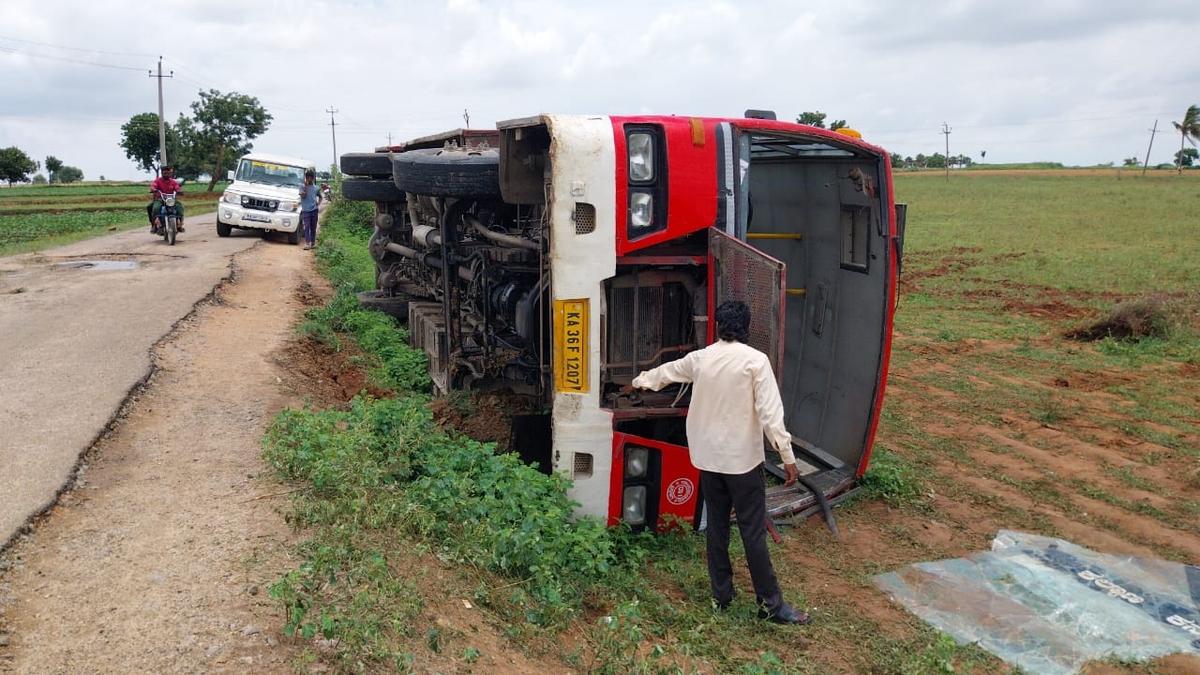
xmin=630 ymin=300 xmax=809 ymax=625
xmin=299 ymin=169 xmax=322 ymax=250
xmin=147 ymin=165 xmax=185 ymax=233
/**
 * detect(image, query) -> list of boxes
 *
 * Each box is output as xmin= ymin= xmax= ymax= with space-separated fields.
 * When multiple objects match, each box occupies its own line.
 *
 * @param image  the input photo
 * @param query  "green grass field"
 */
xmin=0 ymin=181 xmax=227 ymax=198
xmin=264 ymin=172 xmax=1200 ymax=673
xmin=897 ymin=172 xmax=1200 ymax=294
xmin=0 ymin=181 xmax=229 ymax=255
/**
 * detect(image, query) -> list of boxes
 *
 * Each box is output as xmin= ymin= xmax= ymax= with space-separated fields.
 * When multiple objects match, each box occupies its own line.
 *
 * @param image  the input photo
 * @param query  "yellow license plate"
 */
xmin=554 ymin=299 xmax=589 ymax=393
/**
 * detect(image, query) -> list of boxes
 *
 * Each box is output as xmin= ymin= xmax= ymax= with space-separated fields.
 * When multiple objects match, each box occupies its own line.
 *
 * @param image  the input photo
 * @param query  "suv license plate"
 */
xmin=244 ymin=213 xmax=271 ymax=223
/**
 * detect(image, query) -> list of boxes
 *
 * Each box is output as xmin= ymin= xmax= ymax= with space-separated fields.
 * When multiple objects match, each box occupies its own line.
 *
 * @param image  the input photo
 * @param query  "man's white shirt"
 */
xmin=632 ymin=340 xmax=796 ymax=474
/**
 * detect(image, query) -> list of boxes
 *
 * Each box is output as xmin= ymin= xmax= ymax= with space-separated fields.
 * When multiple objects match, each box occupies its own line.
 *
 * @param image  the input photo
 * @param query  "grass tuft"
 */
xmin=861 ymin=448 xmax=926 ymax=506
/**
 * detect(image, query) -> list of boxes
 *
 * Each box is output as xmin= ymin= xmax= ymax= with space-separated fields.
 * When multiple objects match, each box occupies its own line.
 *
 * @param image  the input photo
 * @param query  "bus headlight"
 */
xmin=625 ymin=447 xmax=648 ymax=478
xmin=629 ymin=192 xmax=654 ymax=229
xmin=622 ymin=486 xmax=647 ymax=526
xmin=628 ymin=132 xmax=655 ymax=182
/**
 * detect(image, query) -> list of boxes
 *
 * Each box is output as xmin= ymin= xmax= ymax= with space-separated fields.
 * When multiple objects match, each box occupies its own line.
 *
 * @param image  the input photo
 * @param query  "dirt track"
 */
xmin=0 ymin=241 xmax=314 ymax=672
xmin=0 ymin=214 xmax=261 ymax=551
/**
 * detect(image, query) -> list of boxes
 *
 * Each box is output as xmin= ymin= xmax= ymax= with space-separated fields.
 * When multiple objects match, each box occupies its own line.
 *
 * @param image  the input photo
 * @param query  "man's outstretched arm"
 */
xmin=631 ymin=352 xmax=697 ymax=392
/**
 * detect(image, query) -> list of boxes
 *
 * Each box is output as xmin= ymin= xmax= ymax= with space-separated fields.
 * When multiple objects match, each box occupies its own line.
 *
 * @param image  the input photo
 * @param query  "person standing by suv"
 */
xmin=147 ymin=165 xmax=185 ymax=233
xmin=299 ymin=169 xmax=322 ymax=249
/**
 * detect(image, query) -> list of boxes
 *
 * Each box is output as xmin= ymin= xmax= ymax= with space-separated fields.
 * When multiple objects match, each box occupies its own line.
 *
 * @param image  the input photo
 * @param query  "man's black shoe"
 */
xmin=712 ymin=596 xmax=735 ymax=611
xmin=757 ymin=604 xmax=811 ymax=625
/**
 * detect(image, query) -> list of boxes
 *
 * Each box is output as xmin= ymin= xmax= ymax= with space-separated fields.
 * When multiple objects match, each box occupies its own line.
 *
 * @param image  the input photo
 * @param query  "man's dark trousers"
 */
xmin=700 ymin=464 xmax=784 ymax=613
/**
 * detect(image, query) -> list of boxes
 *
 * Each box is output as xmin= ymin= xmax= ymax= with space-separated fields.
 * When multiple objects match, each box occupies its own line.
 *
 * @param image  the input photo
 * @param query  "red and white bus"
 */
xmin=340 ymin=111 xmax=904 ymax=530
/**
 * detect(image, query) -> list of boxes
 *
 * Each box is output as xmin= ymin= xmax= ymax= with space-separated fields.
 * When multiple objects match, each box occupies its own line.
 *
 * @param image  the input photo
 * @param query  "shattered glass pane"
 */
xmin=874 ymin=531 xmax=1200 ymax=675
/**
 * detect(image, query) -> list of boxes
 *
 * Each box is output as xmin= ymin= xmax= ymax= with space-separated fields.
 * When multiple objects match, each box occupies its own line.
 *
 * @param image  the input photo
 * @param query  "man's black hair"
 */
xmin=715 ymin=300 xmax=751 ymax=342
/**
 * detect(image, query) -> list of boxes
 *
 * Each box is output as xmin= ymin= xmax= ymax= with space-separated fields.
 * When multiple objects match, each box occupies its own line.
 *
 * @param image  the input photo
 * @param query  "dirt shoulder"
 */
xmin=0 ymin=240 xmax=317 ymax=672
xmin=0 ymin=213 xmax=259 ymax=549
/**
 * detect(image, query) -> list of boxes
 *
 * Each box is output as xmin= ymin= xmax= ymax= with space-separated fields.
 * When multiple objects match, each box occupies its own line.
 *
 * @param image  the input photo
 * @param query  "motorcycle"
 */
xmin=153 ymin=192 xmax=181 ymax=245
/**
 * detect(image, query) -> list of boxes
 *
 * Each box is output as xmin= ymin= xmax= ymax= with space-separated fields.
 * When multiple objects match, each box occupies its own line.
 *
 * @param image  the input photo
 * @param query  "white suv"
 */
xmin=216 ymin=153 xmax=316 ymax=244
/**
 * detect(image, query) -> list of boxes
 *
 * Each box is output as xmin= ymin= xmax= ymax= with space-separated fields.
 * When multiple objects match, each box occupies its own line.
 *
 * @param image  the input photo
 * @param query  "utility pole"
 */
xmin=326 ymin=107 xmax=339 ymax=173
xmin=941 ymin=122 xmax=952 ymax=181
xmin=148 ymin=56 xmax=173 ymax=173
xmin=1141 ymin=120 xmax=1159 ymax=177
xmin=386 ymin=132 xmax=393 ymax=147
xmin=463 ymin=108 xmax=470 ymax=128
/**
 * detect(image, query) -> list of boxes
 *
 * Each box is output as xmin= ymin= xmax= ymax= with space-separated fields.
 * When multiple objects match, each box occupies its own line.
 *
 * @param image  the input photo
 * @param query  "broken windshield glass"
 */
xmin=875 ymin=531 xmax=1200 ymax=674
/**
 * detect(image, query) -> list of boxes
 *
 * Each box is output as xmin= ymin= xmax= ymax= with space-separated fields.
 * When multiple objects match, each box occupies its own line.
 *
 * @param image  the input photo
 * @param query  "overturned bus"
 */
xmin=339 ymin=111 xmax=905 ymax=531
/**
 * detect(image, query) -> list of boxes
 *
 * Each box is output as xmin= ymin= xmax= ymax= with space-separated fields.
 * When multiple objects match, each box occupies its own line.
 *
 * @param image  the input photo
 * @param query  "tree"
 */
xmin=796 ymin=111 xmax=851 ymax=131
xmin=57 ymin=166 xmax=84 ymax=183
xmin=45 ymin=156 xmax=63 ymax=183
xmin=1172 ymin=105 xmax=1199 ymax=174
xmin=119 ymin=112 xmax=178 ymax=175
xmin=185 ymin=89 xmax=272 ymax=191
xmin=0 ymin=146 xmax=38 ymax=186
xmin=926 ymin=153 xmax=947 ymax=169
xmin=172 ymin=115 xmax=215 ymax=182
xmin=1122 ymin=156 xmax=1139 ymax=167
xmin=32 ymin=174 xmax=47 ymax=185
xmin=981 ymin=150 xmax=987 ymax=160
xmin=797 ymin=111 xmax=827 ymax=128
xmin=889 ymin=152 xmax=903 ymax=168
xmin=1175 ymin=147 xmax=1199 ymax=168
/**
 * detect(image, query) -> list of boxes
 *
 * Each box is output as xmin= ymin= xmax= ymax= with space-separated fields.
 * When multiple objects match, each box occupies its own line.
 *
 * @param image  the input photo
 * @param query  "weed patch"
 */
xmin=861 ymin=448 xmax=926 ymax=507
xmin=265 ymin=197 xmax=656 ymax=668
xmin=1065 ymin=294 xmax=1187 ymax=342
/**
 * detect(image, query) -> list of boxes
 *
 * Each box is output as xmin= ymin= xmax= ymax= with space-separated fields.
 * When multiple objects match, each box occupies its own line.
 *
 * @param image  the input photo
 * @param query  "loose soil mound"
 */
xmin=1065 ymin=294 xmax=1191 ymax=341
xmin=430 ymin=391 xmax=540 ymax=448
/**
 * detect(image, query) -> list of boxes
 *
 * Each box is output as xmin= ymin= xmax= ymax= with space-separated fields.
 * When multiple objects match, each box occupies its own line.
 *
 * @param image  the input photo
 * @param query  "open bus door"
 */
xmin=708 ymin=228 xmax=856 ymax=534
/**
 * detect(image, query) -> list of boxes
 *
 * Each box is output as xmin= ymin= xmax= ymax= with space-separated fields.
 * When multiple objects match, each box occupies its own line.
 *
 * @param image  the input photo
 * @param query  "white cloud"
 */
xmin=1 ymin=0 xmax=1198 ymax=180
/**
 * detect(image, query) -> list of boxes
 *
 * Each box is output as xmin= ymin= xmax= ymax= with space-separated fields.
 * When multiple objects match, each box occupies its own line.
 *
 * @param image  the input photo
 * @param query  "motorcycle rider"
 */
xmin=147 ymin=165 xmax=185 ymax=233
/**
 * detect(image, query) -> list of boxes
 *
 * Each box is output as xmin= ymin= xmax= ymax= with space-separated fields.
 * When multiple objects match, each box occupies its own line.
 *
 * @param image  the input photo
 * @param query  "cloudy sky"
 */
xmin=2 ymin=0 xmax=1197 ymax=180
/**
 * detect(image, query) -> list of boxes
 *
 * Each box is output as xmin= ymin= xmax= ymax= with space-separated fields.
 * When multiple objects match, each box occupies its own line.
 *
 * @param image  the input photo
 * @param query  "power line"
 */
xmin=0 ymin=34 xmax=154 ymax=58
xmin=868 ymin=111 xmax=1181 ymax=138
xmin=0 ymin=113 xmax=127 ymax=123
xmin=0 ymin=45 xmax=145 ymax=71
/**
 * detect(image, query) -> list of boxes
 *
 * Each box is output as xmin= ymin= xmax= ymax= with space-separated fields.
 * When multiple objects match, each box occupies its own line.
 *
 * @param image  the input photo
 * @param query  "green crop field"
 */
xmin=0 ymin=210 xmax=151 ymax=248
xmin=264 ymin=173 xmax=1200 ymax=673
xmin=896 ymin=171 xmax=1200 ymax=296
xmin=0 ymin=181 xmax=228 ymax=255
xmin=0 ymin=181 xmax=227 ymax=198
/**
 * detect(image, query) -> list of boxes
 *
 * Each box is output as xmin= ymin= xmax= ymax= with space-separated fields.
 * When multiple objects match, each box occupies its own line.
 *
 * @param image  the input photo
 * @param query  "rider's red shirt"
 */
xmin=151 ymin=176 xmax=180 ymax=195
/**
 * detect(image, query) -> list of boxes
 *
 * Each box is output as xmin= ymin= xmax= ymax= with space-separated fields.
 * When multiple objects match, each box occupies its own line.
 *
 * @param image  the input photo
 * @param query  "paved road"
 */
xmin=0 ymin=210 xmax=277 ymax=549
